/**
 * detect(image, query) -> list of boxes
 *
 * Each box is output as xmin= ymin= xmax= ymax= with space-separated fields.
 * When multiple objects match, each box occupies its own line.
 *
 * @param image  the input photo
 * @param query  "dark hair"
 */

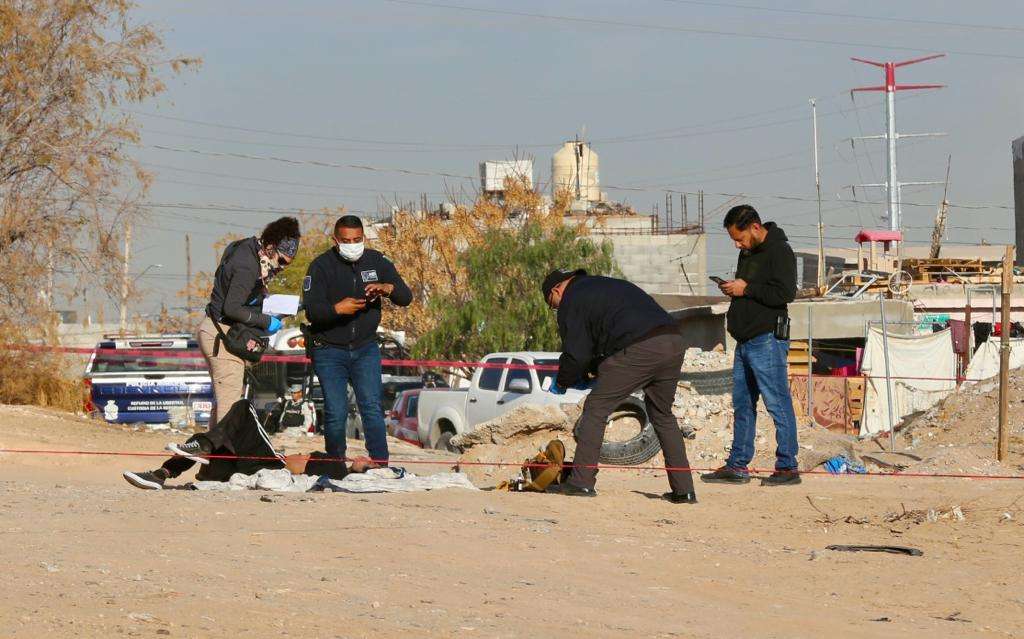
xmin=334 ymin=215 xmax=364 ymax=233
xmin=260 ymin=216 xmax=301 ymax=246
xmin=723 ymin=205 xmax=761 ymax=230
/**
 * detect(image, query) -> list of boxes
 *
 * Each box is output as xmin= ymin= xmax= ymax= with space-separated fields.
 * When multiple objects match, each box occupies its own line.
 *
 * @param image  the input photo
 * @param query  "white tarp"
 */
xmin=192 ymin=467 xmax=478 ymax=493
xmin=860 ymin=327 xmax=956 ymax=437
xmin=963 ymin=338 xmax=1024 ymax=384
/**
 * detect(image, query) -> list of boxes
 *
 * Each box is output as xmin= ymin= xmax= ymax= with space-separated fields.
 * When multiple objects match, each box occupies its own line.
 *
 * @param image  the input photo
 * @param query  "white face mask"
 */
xmin=337 ymin=241 xmax=364 ymax=262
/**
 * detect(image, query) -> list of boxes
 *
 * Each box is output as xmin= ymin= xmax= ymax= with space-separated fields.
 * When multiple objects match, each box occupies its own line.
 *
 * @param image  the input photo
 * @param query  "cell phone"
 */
xmin=709 ymin=276 xmax=725 ymax=285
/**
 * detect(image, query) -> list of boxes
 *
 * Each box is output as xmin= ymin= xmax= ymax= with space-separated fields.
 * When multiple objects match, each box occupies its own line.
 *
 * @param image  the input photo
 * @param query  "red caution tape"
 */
xmin=0 ymin=448 xmax=1021 ymax=480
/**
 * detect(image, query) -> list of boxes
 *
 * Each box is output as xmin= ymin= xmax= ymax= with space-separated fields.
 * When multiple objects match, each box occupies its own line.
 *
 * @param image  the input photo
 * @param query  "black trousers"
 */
xmin=569 ymin=332 xmax=695 ymax=495
xmin=162 ymin=400 xmax=284 ymax=481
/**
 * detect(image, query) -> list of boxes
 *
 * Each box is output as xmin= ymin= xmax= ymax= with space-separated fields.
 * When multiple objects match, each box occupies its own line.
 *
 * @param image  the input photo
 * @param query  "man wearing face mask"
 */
xmin=201 ymin=216 xmax=300 ymax=426
xmin=303 ymin=215 xmax=412 ymax=467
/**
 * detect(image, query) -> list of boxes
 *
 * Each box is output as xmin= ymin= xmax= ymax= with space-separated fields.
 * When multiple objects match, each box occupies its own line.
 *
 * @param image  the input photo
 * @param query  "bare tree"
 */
xmin=0 ymin=0 xmax=198 ymax=336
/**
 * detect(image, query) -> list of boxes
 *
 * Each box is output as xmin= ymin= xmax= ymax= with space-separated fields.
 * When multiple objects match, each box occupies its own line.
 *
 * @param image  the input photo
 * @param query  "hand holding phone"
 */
xmin=709 ymin=276 xmax=725 ymax=285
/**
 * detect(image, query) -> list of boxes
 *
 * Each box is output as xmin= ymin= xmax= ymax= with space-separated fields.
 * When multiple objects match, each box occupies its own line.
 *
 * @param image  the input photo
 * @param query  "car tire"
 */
xmin=678 ymin=368 xmax=733 ymax=396
xmin=597 ymin=395 xmax=661 ymax=466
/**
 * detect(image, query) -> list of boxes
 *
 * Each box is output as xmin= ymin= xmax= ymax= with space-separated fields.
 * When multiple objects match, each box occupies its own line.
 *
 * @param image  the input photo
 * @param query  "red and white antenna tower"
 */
xmin=851 ymin=54 xmax=946 ymax=232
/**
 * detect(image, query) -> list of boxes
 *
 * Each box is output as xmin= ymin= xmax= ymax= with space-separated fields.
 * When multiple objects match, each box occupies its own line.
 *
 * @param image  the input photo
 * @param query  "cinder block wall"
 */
xmin=588 ymin=234 xmax=707 ymax=296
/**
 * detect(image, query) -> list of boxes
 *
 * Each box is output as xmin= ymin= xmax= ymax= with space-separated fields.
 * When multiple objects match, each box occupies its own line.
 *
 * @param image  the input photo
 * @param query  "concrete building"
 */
xmin=567 ymin=213 xmax=708 ymax=297
xmin=480 ymin=160 xmax=533 ymax=196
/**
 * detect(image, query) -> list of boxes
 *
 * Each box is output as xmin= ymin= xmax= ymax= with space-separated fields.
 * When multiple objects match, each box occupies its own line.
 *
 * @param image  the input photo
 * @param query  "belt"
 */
xmin=635 ymin=323 xmax=679 ymax=344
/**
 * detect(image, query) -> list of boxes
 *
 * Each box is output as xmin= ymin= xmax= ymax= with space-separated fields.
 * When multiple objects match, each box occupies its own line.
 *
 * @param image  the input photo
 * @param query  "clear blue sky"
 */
xmin=116 ymin=0 xmax=1023 ymax=318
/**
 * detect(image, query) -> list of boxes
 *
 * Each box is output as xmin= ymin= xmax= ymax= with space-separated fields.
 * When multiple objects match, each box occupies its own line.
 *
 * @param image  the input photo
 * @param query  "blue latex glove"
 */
xmin=571 ymin=380 xmax=593 ymax=391
xmin=548 ymin=383 xmax=566 ymax=395
xmin=267 ymin=317 xmax=283 ymax=334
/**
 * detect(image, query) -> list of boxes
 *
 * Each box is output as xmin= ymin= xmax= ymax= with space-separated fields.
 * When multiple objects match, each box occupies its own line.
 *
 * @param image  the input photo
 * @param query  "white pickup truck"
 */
xmin=416 ymin=351 xmax=662 ymax=465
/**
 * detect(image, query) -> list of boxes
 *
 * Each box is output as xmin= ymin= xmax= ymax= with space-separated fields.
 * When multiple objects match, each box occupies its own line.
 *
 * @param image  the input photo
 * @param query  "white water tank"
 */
xmin=552 ymin=140 xmax=600 ymax=202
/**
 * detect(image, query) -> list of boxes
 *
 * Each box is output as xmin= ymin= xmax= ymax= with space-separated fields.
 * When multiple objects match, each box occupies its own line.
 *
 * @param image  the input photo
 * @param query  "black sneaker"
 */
xmin=545 ymin=483 xmax=597 ymax=498
xmin=663 ymin=492 xmax=698 ymax=504
xmin=761 ymin=470 xmax=802 ymax=486
xmin=700 ymin=467 xmax=751 ymax=484
xmin=166 ymin=439 xmax=211 ymax=465
xmin=123 ymin=470 xmax=165 ymax=490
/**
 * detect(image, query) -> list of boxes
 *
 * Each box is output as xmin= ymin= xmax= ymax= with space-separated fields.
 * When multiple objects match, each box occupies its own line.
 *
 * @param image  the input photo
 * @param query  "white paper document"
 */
xmin=262 ymin=294 xmax=300 ymax=316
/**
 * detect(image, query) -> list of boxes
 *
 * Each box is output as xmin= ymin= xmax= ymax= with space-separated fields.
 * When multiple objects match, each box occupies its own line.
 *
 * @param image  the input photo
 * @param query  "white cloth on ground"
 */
xmin=191 ymin=467 xmax=477 ymax=493
xmin=860 ymin=327 xmax=956 ymax=437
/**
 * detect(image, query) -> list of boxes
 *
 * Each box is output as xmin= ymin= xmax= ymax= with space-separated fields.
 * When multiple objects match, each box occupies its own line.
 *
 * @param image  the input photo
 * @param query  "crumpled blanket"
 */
xmin=191 ymin=467 xmax=478 ymax=493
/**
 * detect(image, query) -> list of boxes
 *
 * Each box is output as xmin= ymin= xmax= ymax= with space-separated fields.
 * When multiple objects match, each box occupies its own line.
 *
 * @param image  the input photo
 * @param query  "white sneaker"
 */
xmin=123 ymin=470 xmax=165 ymax=490
xmin=165 ymin=440 xmax=211 ymax=465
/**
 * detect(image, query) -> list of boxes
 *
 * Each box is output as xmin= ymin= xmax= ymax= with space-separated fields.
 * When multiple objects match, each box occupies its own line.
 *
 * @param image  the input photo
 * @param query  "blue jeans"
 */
xmin=726 ymin=331 xmax=799 ymax=471
xmin=312 ymin=342 xmax=389 ymax=464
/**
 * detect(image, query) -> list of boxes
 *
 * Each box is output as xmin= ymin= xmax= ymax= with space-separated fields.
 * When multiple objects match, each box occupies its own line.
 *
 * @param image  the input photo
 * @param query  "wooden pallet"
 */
xmin=846 ymin=377 xmax=865 ymax=423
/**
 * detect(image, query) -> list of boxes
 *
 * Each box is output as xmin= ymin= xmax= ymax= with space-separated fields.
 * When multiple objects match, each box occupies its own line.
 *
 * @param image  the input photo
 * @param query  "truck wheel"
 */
xmin=597 ymin=396 xmax=661 ymax=466
xmin=435 ymin=431 xmax=461 ymax=453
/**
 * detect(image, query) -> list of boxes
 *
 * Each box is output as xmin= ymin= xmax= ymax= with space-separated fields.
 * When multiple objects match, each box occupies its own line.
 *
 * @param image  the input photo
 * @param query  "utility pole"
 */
xmin=850 ymin=54 xmax=946 ymax=232
xmin=185 ymin=233 xmax=193 ymax=320
xmin=119 ymin=220 xmax=132 ymax=335
xmin=929 ymin=156 xmax=952 ymax=259
xmin=811 ymin=98 xmax=825 ymax=291
xmin=997 ymin=245 xmax=1013 ymax=461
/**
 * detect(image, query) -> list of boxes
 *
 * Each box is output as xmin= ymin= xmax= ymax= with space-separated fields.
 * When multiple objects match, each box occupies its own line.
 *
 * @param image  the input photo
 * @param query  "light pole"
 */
xmin=120 ymin=263 xmax=162 ymax=334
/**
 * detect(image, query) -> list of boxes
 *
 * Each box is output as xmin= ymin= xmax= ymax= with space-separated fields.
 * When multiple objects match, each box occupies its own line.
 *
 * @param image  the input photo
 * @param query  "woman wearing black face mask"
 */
xmin=200 ymin=216 xmax=301 ymax=426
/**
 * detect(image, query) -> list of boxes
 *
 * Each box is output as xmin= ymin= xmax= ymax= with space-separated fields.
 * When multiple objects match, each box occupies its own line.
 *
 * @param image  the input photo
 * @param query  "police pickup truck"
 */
xmin=415 ymin=351 xmax=660 ymax=465
xmin=84 ymin=335 xmax=213 ymax=427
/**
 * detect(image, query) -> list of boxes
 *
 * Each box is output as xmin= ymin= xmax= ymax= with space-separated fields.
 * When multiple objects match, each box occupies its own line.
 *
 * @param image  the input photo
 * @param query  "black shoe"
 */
xmin=700 ymin=467 xmax=751 ymax=484
xmin=680 ymin=428 xmax=697 ymax=440
xmin=123 ymin=470 xmax=165 ymax=490
xmin=761 ymin=470 xmax=802 ymax=486
xmin=663 ymin=492 xmax=698 ymax=504
xmin=166 ymin=439 xmax=212 ymax=465
xmin=545 ymin=483 xmax=597 ymax=498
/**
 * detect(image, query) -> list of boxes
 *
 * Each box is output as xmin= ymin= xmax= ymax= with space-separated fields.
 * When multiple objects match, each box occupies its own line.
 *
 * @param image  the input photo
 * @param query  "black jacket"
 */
xmin=206 ymin=237 xmax=273 ymax=329
xmin=303 ymin=248 xmax=412 ymax=349
xmin=556 ymin=275 xmax=675 ymax=388
xmin=726 ymin=222 xmax=797 ymax=342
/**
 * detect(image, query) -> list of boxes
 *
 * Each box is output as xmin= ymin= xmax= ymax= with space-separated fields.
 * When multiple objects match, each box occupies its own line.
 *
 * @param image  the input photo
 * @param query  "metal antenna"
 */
xmin=850 ymin=54 xmax=946 ymax=232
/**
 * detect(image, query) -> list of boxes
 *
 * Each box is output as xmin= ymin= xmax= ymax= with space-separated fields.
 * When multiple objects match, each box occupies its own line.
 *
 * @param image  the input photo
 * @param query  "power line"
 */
xmin=127 ymin=92 xmax=850 ymax=149
xmin=138 ymin=145 xmax=1012 ymax=215
xmin=381 ymin=0 xmax=1024 ymax=61
xmin=660 ymin=0 xmax=1024 ymax=34
xmin=138 ymin=144 xmax=476 ymax=181
xmin=140 ymin=162 xmax=450 ymax=197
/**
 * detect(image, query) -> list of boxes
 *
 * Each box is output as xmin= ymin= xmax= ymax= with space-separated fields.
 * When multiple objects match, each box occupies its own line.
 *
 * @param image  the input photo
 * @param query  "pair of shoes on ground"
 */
xmin=544 ymin=483 xmax=699 ymax=504
xmin=700 ymin=466 xmax=802 ymax=486
xmin=123 ymin=439 xmax=213 ymax=490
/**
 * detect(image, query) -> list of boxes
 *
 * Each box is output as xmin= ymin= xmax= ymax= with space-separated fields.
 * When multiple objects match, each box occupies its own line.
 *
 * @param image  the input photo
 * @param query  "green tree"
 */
xmin=413 ymin=221 xmax=616 ymax=363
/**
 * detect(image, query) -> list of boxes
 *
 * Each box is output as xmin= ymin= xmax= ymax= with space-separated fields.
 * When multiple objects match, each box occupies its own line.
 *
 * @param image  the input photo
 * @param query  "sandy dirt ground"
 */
xmin=2 ymin=404 xmax=1023 ymax=638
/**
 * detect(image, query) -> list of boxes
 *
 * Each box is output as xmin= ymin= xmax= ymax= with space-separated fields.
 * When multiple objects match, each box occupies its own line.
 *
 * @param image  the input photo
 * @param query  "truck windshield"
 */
xmin=535 ymin=359 xmax=559 ymax=390
xmin=89 ymin=350 xmax=208 ymax=374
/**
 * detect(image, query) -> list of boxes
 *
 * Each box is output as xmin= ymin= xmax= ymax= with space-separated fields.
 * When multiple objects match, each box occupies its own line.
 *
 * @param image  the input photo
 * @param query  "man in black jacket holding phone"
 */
xmin=303 ymin=215 xmax=412 ymax=467
xmin=704 ymin=204 xmax=801 ymax=486
xmin=541 ymin=269 xmax=696 ymax=502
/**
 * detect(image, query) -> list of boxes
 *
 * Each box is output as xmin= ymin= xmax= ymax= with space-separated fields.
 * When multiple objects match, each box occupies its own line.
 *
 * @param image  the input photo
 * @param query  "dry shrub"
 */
xmin=0 ymin=352 xmax=86 ymax=413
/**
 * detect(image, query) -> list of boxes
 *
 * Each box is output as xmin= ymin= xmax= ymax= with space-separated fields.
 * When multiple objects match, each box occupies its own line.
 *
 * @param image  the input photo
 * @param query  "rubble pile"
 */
xmin=453 ymin=404 xmax=583 ymax=486
xmin=681 ymin=347 xmax=732 ymax=372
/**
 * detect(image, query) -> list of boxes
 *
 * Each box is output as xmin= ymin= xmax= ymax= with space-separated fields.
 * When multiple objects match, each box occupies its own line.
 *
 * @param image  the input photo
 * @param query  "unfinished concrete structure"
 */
xmin=567 ymin=213 xmax=708 ymax=297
